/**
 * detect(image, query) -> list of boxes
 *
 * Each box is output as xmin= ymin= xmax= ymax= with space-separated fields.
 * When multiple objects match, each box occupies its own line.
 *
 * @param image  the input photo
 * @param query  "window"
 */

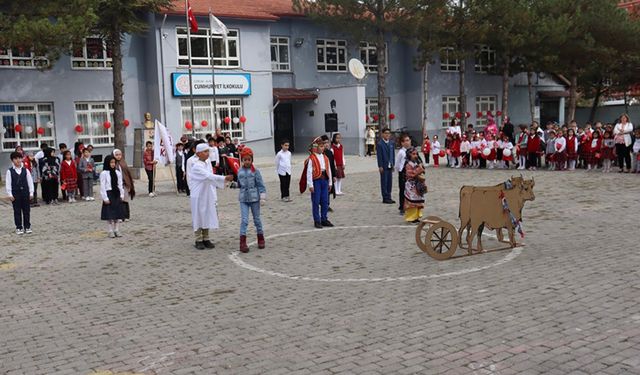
xmin=270 ymin=37 xmax=290 ymax=72
xmin=1 ymin=103 xmax=55 ymax=151
xmin=0 ymin=47 xmax=48 ymax=68
xmin=365 ymin=98 xmax=390 ymax=127
xmin=177 ymin=28 xmax=239 ymax=68
xmin=442 ymin=96 xmax=460 ymax=127
xmin=74 ymin=102 xmax=115 ymax=146
xmin=475 ymin=45 xmax=496 ymax=73
xmin=475 ymin=96 xmax=497 ymax=127
xmin=316 ymin=39 xmax=347 ymax=72
xmin=181 ymin=98 xmax=244 ymax=139
xmin=71 ymin=36 xmax=112 ymax=69
xmin=440 ymin=47 xmax=459 ymax=72
xmin=359 ymin=42 xmax=388 ymax=73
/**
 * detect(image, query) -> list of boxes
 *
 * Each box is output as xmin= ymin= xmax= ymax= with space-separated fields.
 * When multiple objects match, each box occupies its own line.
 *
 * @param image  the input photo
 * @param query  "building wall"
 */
xmin=575 ymin=104 xmax=640 ymax=126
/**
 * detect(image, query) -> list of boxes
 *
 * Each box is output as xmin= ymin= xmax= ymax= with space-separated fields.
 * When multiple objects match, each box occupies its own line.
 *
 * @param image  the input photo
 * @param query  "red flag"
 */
xmin=226 ymin=156 xmax=240 ymax=175
xmin=187 ymin=0 xmax=198 ymax=33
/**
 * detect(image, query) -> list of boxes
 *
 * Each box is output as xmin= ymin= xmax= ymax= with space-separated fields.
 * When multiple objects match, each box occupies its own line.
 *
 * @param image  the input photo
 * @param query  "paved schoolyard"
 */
xmin=1 ymin=156 xmax=640 ymax=375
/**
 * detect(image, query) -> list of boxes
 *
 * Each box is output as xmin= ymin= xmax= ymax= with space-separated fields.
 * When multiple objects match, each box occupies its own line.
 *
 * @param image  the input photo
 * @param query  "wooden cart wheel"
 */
xmin=415 ymin=216 xmax=443 ymax=252
xmin=417 ymin=220 xmax=459 ymax=260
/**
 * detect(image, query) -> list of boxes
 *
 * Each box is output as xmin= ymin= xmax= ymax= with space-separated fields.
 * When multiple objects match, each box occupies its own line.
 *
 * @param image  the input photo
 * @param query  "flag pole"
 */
xmin=185 ymin=0 xmax=195 ymax=137
xmin=209 ymin=8 xmax=219 ymax=134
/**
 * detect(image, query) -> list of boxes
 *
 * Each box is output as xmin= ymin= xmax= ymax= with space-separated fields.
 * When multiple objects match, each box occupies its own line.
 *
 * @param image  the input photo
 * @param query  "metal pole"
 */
xmin=209 ymin=9 xmax=219 ymax=133
xmin=185 ymin=0 xmax=195 ymax=137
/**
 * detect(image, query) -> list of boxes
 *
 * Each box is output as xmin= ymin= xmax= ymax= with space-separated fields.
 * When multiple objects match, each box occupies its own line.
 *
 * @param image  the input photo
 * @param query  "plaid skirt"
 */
xmin=554 ymin=151 xmax=567 ymax=165
xmin=62 ymin=178 xmax=78 ymax=191
xmin=335 ymin=165 xmax=345 ymax=179
xmin=583 ymin=151 xmax=597 ymax=165
xmin=602 ymin=147 xmax=615 ymax=161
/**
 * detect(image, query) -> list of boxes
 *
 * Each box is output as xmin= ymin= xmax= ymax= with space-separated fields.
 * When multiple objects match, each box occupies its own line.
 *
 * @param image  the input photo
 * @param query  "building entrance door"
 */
xmin=540 ymin=99 xmax=560 ymax=126
xmin=274 ymin=103 xmax=294 ymax=153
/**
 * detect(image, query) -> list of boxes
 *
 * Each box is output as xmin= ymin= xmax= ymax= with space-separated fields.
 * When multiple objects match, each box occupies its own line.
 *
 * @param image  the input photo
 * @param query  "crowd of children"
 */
xmin=420 ymin=115 xmax=640 ymax=173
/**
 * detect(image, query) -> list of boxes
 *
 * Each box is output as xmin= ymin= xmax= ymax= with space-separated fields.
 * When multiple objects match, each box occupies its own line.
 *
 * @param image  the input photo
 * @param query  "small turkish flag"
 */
xmin=226 ymin=156 xmax=240 ymax=175
xmin=187 ymin=0 xmax=198 ymax=33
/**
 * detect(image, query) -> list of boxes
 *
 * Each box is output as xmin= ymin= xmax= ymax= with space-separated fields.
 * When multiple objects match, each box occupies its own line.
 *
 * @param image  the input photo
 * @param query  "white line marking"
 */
xmin=228 ymin=225 xmax=523 ymax=283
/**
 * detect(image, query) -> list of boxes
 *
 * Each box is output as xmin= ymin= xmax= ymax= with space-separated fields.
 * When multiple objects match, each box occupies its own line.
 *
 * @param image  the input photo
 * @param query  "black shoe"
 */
xmin=194 ymin=241 xmax=205 ymax=250
xmin=390 ymin=199 xmax=396 ymax=204
xmin=203 ymin=240 xmax=215 ymax=249
xmin=328 ymin=207 xmax=334 ymax=212
xmin=321 ymin=220 xmax=334 ymax=227
xmin=314 ymin=222 xmax=323 ymax=229
xmin=382 ymin=199 xmax=393 ymax=204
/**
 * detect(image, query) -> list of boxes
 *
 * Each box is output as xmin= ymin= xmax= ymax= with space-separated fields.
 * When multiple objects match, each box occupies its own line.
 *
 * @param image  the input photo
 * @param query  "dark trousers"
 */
xmin=367 ymin=144 xmax=374 ymax=156
xmin=479 ymin=158 xmax=486 ymax=169
xmin=380 ymin=168 xmax=393 ymax=201
xmin=145 ymin=169 xmax=154 ymax=193
xmin=528 ymin=152 xmax=538 ymax=168
xmin=311 ymin=178 xmax=329 ymax=223
xmin=398 ymin=172 xmax=406 ymax=211
xmin=279 ymin=173 xmax=291 ymax=198
xmin=42 ymin=179 xmax=58 ymax=203
xmin=12 ymin=193 xmax=31 ymax=230
xmin=32 ymin=182 xmax=39 ymax=204
xmin=176 ymin=167 xmax=186 ymax=192
xmin=616 ymin=144 xmax=632 ymax=170
xmin=423 ymin=153 xmax=430 ymax=164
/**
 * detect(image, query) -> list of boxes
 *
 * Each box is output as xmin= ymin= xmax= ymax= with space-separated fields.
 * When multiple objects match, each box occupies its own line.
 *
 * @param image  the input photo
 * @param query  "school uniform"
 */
xmin=376 ymin=138 xmax=395 ymax=202
xmin=175 ymin=150 xmax=187 ymax=192
xmin=78 ymin=156 xmax=95 ymax=198
xmin=275 ymin=149 xmax=292 ymax=199
xmin=5 ymin=165 xmax=34 ymax=231
xmin=554 ymin=137 xmax=567 ymax=170
xmin=527 ymin=135 xmax=542 ymax=169
xmin=100 ymin=169 xmax=125 ymax=221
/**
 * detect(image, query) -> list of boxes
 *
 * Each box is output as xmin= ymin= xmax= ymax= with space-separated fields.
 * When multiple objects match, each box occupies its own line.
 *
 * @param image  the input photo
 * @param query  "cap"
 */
xmin=195 ymin=143 xmax=209 ymax=153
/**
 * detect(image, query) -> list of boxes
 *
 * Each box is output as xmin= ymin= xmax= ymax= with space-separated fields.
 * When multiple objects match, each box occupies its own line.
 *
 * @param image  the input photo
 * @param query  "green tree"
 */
xmin=293 ymin=0 xmax=444 ymax=130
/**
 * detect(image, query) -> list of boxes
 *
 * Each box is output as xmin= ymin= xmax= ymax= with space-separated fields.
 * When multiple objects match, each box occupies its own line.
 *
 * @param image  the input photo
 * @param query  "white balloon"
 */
xmin=46 ymin=121 xmax=54 ymax=129
xmin=232 ymin=117 xmax=240 ymax=124
xmin=92 ymin=122 xmax=99 ymax=129
xmin=25 ymin=126 xmax=33 ymax=134
xmin=1 ymin=127 xmax=6 ymax=134
xmin=503 ymin=149 xmax=512 ymax=157
xmin=483 ymin=148 xmax=491 ymax=156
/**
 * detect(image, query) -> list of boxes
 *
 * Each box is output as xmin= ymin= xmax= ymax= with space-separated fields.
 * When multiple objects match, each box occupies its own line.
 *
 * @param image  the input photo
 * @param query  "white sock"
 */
xmin=114 ymin=221 xmax=120 ymax=233
xmin=108 ymin=221 xmax=114 ymax=233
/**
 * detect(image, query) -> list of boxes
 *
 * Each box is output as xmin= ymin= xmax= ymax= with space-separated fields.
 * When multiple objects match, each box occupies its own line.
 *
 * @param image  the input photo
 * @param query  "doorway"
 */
xmin=540 ymin=99 xmax=560 ymax=126
xmin=274 ymin=103 xmax=294 ymax=153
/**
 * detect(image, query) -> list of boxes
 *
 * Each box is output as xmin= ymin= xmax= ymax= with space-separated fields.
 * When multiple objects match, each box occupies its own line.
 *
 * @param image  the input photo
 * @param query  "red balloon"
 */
xmin=74 ymin=124 xmax=83 ymax=133
xmin=373 ymin=114 xmax=379 ymax=121
xmin=477 ymin=112 xmax=482 ymax=117
xmin=103 ymin=121 xmax=111 ymax=129
xmin=389 ymin=113 xmax=396 ymax=120
xmin=14 ymin=124 xmax=22 ymax=133
xmin=487 ymin=110 xmax=493 ymax=116
xmin=471 ymin=148 xmax=479 ymax=157
xmin=37 ymin=127 xmax=45 ymax=135
xmin=185 ymin=121 xmax=193 ymax=130
xmin=443 ymin=113 xmax=450 ymax=119
xmin=455 ymin=112 xmax=462 ymax=119
xmin=439 ymin=150 xmax=446 ymax=157
xmin=123 ymin=119 xmax=130 ymax=127
xmin=466 ymin=112 xmax=471 ymax=118
xmin=365 ymin=115 xmax=369 ymax=122
xmin=239 ymin=115 xmax=247 ymax=123
xmin=224 ymin=116 xmax=231 ymax=124
xmin=496 ymin=111 xmax=502 ymax=117
xmin=201 ymin=120 xmax=208 ymax=127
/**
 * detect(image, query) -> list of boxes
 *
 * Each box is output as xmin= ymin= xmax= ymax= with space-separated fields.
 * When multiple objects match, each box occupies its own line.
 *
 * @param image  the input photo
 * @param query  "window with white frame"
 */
xmin=74 ymin=102 xmax=115 ymax=146
xmin=365 ymin=98 xmax=390 ymax=127
xmin=181 ymin=98 xmax=244 ymax=139
xmin=71 ymin=36 xmax=112 ymax=69
xmin=1 ymin=103 xmax=55 ymax=151
xmin=475 ymin=96 xmax=497 ymax=127
xmin=0 ymin=47 xmax=48 ymax=68
xmin=270 ymin=37 xmax=290 ymax=71
xmin=440 ymin=47 xmax=459 ymax=72
xmin=475 ymin=45 xmax=496 ymax=73
xmin=316 ymin=39 xmax=347 ymax=72
xmin=442 ymin=96 xmax=460 ymax=127
xmin=359 ymin=42 xmax=388 ymax=73
xmin=177 ymin=28 xmax=239 ymax=68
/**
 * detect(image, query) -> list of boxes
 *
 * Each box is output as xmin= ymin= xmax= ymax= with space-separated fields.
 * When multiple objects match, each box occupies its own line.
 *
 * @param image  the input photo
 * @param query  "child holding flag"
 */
xmin=237 ymin=147 xmax=267 ymax=253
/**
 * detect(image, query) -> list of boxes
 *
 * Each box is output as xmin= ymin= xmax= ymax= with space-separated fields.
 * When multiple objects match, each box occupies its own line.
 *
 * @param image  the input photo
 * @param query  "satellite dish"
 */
xmin=349 ymin=58 xmax=366 ymax=80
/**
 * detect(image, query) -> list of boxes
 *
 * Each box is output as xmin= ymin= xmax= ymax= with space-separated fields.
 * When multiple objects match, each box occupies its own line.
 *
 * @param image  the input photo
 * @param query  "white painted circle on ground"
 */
xmin=228 ymin=225 xmax=523 ymax=283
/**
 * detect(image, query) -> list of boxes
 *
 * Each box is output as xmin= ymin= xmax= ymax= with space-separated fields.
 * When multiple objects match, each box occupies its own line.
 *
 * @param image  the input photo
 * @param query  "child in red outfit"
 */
xmin=60 ymin=151 xmax=78 ymax=202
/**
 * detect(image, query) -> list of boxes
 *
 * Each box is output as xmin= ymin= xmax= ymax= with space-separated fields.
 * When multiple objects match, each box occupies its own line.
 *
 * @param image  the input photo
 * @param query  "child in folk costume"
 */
xmin=237 ymin=147 xmax=267 ymax=253
xmin=188 ymin=143 xmax=234 ymax=250
xmin=431 ymin=135 xmax=441 ymax=168
xmin=100 ymin=155 xmax=125 ymax=238
xmin=586 ymin=131 xmax=603 ymax=171
xmin=601 ymin=130 xmax=616 ymax=173
xmin=566 ymin=129 xmax=579 ymax=170
xmin=300 ymin=137 xmax=333 ymax=229
xmin=554 ymin=133 xmax=567 ymax=171
xmin=460 ymin=134 xmax=471 ymax=168
xmin=450 ymin=133 xmax=462 ymax=168
xmin=331 ymin=133 xmax=346 ymax=195
xmin=403 ymin=147 xmax=427 ymax=223
xmin=421 ymin=135 xmax=431 ymax=166
xmin=6 ymin=151 xmax=34 ymax=235
xmin=60 ymin=151 xmax=78 ymax=203
xmin=516 ymin=126 xmax=529 ymax=170
xmin=526 ymin=131 xmax=542 ymax=171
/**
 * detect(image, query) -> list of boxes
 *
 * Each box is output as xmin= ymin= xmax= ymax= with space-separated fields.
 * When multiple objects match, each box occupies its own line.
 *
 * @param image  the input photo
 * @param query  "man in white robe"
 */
xmin=189 ymin=143 xmax=232 ymax=250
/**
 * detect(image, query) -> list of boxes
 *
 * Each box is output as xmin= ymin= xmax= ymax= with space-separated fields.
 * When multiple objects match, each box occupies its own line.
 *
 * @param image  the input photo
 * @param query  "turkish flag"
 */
xmin=226 ymin=156 xmax=240 ymax=175
xmin=187 ymin=0 xmax=198 ymax=33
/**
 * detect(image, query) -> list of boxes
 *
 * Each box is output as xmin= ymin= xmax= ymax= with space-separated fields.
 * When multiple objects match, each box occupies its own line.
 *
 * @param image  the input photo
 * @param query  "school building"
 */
xmin=0 ymin=0 xmax=568 ymax=173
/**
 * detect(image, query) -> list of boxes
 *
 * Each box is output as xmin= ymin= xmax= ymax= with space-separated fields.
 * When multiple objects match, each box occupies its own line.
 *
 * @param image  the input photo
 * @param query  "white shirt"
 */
xmin=633 ymin=139 xmax=640 ymax=154
xmin=176 ymin=150 xmax=186 ymax=171
xmin=5 ymin=166 xmax=34 ymax=197
xmin=186 ymin=154 xmax=198 ymax=186
xmin=189 ymin=158 xmax=227 ymax=231
xmin=306 ymin=153 xmax=332 ymax=187
xmin=460 ymin=141 xmax=471 ymax=153
xmin=614 ymin=122 xmax=634 ymax=146
xmin=555 ymin=137 xmax=566 ymax=153
xmin=395 ymin=147 xmax=407 ymax=172
xmin=208 ymin=146 xmax=220 ymax=165
xmin=99 ymin=170 xmax=124 ymax=201
xmin=275 ymin=150 xmax=292 ymax=176
xmin=447 ymin=125 xmax=462 ymax=136
xmin=431 ymin=141 xmax=441 ymax=155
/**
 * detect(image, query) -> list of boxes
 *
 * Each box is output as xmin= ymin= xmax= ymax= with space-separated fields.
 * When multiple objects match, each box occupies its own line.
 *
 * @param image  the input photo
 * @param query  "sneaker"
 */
xmin=15 ymin=228 xmax=24 ymax=235
xmin=149 ymin=192 xmax=156 ymax=197
xmin=114 ymin=231 xmax=122 ymax=238
xmin=25 ymin=228 xmax=32 ymax=234
xmin=90 ymin=197 xmax=95 ymax=201
xmin=108 ymin=232 xmax=116 ymax=238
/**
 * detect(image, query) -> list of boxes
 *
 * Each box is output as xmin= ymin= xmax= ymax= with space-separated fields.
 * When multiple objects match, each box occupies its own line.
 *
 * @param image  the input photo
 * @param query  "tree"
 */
xmin=293 ymin=0 xmax=443 ymax=130
xmin=92 ymin=0 xmax=172 ymax=155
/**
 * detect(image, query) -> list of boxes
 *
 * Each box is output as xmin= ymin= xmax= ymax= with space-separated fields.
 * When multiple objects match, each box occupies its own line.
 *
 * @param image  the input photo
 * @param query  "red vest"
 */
xmin=331 ymin=144 xmax=344 ymax=167
xmin=309 ymin=153 xmax=330 ymax=180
